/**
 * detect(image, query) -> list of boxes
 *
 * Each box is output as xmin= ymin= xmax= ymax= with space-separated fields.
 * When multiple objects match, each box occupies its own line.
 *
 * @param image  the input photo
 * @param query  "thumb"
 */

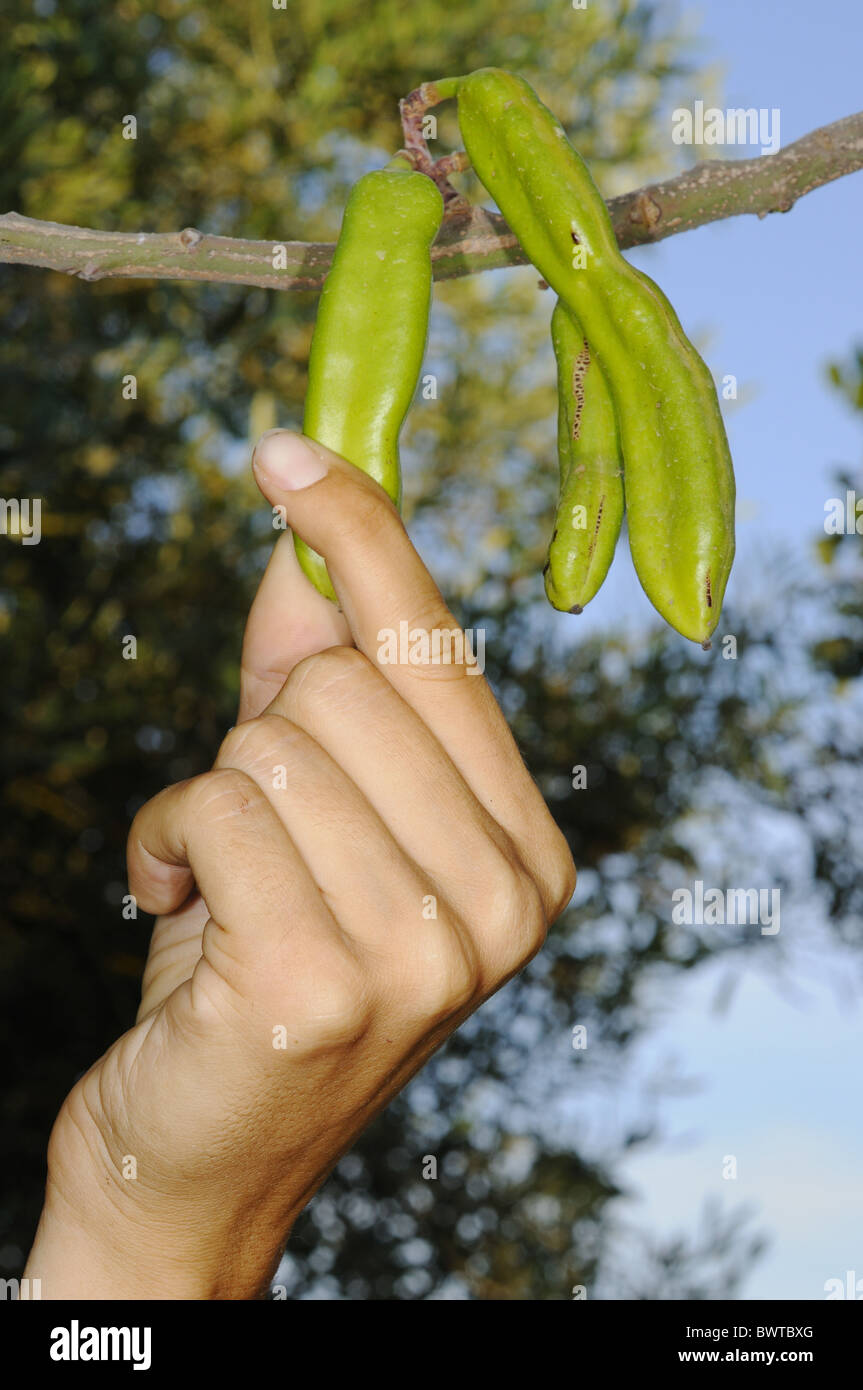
xmin=238 ymin=432 xmax=351 ymax=722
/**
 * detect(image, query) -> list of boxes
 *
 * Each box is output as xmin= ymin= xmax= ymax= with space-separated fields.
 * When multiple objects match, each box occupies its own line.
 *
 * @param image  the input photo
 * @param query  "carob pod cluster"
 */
xmin=449 ymin=67 xmax=736 ymax=645
xmin=297 ymin=69 xmax=735 ymax=645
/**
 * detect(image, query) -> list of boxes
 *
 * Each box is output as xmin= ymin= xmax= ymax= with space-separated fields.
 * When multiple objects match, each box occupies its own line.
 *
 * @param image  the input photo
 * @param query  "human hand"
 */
xmin=25 ymin=432 xmax=575 ymax=1299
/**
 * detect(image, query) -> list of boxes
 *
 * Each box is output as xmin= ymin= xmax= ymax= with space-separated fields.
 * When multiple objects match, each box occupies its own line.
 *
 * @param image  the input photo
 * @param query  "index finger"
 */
xmin=252 ymin=431 xmax=572 ymax=894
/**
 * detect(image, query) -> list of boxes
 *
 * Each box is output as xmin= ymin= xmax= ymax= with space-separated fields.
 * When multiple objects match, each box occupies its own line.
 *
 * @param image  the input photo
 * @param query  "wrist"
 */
xmin=25 ymin=1185 xmax=215 ymax=1299
xmin=25 ymin=1179 xmax=286 ymax=1301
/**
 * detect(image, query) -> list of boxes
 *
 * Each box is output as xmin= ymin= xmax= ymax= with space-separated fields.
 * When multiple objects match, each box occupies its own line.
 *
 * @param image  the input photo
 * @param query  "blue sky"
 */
xmin=652 ymin=0 xmax=863 ymax=548
xmin=604 ymin=0 xmax=863 ymax=1301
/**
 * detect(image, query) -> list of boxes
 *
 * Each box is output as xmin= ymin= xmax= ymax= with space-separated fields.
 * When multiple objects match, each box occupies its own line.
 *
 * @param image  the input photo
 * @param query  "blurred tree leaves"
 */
xmin=2 ymin=0 xmax=861 ymax=1299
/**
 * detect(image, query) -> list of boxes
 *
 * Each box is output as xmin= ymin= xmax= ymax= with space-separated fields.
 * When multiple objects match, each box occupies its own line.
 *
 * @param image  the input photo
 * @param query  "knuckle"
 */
xmin=482 ymin=856 xmax=549 ymax=968
xmin=416 ymin=929 xmax=480 ymax=1021
xmin=513 ymin=872 xmax=550 ymax=963
xmin=541 ymin=831 xmax=578 ymax=922
xmin=216 ymin=716 xmax=274 ymax=770
xmin=294 ymin=953 xmax=373 ymax=1049
xmin=328 ymin=481 xmax=403 ymax=549
xmin=284 ymin=644 xmax=373 ymax=713
xmin=403 ymin=590 xmax=456 ymax=636
xmin=386 ymin=594 xmax=477 ymax=685
xmin=190 ymin=767 xmax=267 ymax=823
xmin=217 ymin=714 xmax=307 ymax=774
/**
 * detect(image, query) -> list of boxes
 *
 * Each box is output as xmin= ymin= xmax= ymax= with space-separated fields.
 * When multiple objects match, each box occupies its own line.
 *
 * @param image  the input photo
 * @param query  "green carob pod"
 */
xmin=453 ymin=67 xmax=735 ymax=643
xmin=298 ymin=156 xmax=443 ymax=601
xmin=545 ymin=299 xmax=624 ymax=614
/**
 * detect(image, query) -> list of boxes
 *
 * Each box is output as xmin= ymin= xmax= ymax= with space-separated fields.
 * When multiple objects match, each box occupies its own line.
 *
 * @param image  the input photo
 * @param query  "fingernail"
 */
xmin=252 ymin=431 xmax=328 ymax=491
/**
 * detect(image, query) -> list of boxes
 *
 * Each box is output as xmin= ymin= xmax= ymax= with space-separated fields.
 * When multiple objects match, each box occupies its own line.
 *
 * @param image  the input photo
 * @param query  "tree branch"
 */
xmin=2 ymin=111 xmax=861 ymax=293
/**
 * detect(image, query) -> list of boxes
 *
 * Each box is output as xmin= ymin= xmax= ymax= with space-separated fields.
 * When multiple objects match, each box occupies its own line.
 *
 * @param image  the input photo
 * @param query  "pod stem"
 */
xmin=418 ymin=77 xmax=462 ymax=106
xmin=434 ymin=151 xmax=471 ymax=178
xmin=399 ymin=77 xmax=470 ymax=207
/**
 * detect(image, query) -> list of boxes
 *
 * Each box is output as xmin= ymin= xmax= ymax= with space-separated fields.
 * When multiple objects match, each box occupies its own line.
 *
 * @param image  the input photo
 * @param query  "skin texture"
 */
xmin=23 ymin=430 xmax=575 ymax=1300
xmin=456 ymin=67 xmax=735 ymax=644
xmin=545 ymin=298 xmax=624 ymax=614
xmin=296 ymin=159 xmax=444 ymax=601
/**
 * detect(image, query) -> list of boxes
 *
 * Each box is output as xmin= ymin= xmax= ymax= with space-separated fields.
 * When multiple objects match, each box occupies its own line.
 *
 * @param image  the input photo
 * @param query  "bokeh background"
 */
xmin=2 ymin=0 xmax=862 ymax=1299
